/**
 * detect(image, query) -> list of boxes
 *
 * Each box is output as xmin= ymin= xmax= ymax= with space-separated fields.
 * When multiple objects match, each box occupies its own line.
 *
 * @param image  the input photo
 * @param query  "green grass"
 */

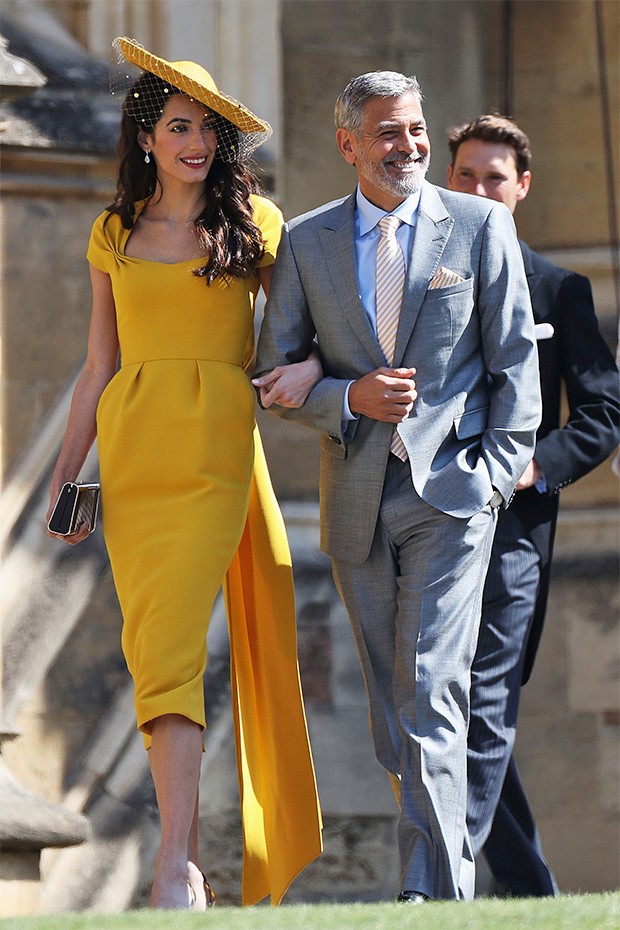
xmin=0 ymin=894 xmax=618 ymax=930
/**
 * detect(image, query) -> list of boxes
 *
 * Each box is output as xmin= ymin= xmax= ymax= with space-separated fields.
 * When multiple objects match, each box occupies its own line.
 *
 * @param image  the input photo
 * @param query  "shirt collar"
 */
xmin=356 ymin=185 xmax=422 ymax=236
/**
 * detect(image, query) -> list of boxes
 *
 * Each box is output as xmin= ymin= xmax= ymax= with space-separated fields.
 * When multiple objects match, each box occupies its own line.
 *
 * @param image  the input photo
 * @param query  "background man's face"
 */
xmin=447 ymin=139 xmax=530 ymax=214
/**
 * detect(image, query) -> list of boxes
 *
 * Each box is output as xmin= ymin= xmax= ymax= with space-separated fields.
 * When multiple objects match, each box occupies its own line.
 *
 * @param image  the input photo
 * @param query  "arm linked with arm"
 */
xmin=254 ymin=222 xmax=353 ymax=440
xmin=254 ymin=261 xmax=324 ymax=408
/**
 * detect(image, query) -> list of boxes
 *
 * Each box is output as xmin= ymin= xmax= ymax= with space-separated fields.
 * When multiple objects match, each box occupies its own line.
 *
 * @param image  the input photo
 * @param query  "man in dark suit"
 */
xmin=447 ymin=114 xmax=620 ymax=896
xmin=255 ymin=73 xmax=541 ymax=902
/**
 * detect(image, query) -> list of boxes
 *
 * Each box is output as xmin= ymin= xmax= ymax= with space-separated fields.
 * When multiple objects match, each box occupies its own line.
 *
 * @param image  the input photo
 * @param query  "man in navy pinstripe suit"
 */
xmin=447 ymin=114 xmax=620 ymax=896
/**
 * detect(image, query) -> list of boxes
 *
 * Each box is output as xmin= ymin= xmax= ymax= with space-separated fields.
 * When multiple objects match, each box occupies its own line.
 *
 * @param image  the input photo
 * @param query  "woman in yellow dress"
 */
xmin=47 ymin=38 xmax=322 ymax=910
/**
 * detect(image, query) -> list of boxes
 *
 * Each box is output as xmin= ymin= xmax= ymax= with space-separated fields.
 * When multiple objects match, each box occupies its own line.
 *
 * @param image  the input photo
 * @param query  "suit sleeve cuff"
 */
xmin=342 ymin=380 xmax=359 ymax=439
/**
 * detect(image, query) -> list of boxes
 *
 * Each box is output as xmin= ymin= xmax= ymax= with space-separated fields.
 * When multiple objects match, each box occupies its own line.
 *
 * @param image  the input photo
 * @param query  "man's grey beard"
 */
xmin=362 ymin=151 xmax=431 ymax=197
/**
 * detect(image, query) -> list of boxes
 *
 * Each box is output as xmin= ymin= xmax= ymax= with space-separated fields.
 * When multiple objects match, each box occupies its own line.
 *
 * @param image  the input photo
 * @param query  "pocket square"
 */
xmin=428 ymin=266 xmax=466 ymax=289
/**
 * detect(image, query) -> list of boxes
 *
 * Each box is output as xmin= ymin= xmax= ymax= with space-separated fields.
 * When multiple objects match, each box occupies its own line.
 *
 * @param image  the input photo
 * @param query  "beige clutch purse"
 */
xmin=48 ymin=482 xmax=100 ymax=536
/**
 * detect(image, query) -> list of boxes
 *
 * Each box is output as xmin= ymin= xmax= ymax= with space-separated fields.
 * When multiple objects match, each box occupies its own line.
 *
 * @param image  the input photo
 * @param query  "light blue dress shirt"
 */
xmin=342 ymin=186 xmax=422 ymax=422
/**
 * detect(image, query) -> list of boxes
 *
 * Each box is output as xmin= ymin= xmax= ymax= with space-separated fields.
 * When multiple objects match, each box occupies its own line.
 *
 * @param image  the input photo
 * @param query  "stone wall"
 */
xmin=0 ymin=151 xmax=115 ymax=477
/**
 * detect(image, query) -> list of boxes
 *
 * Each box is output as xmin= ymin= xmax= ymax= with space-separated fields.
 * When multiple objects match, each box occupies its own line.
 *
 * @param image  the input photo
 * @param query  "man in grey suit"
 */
xmin=254 ymin=71 xmax=541 ymax=902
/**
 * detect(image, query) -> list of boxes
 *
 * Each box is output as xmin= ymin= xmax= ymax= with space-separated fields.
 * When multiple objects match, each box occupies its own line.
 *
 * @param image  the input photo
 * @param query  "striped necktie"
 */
xmin=376 ymin=215 xmax=408 ymax=461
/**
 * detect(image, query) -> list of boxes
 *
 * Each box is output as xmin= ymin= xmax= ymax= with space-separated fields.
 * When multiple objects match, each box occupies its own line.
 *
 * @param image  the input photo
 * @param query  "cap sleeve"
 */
xmin=86 ymin=210 xmax=118 ymax=274
xmin=252 ymin=195 xmax=284 ymax=267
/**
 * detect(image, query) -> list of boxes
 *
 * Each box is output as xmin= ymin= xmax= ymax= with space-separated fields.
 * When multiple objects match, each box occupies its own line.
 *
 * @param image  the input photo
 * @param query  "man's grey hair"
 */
xmin=334 ymin=71 xmax=423 ymax=135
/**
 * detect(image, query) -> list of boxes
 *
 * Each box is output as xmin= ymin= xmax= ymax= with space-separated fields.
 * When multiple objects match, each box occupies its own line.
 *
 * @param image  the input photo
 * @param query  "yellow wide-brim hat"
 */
xmin=115 ymin=37 xmax=271 ymax=136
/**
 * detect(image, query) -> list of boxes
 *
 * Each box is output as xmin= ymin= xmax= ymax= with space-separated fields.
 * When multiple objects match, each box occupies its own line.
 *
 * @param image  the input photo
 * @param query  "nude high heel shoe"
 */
xmin=187 ymin=873 xmax=216 ymax=909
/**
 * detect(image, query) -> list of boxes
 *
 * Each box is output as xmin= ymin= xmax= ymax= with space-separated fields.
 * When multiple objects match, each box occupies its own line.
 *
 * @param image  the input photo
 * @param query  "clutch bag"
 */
xmin=48 ymin=482 xmax=100 ymax=536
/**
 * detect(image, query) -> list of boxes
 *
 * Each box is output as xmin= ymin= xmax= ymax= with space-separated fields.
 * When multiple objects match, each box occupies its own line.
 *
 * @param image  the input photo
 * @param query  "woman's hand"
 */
xmin=47 ymin=522 xmax=91 ymax=546
xmin=252 ymin=350 xmax=323 ymax=408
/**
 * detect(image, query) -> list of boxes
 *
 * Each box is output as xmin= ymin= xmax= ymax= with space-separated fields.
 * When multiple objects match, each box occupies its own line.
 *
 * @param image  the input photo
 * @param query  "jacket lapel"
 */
xmin=393 ymin=182 xmax=454 ymax=365
xmin=319 ymin=194 xmax=387 ymax=368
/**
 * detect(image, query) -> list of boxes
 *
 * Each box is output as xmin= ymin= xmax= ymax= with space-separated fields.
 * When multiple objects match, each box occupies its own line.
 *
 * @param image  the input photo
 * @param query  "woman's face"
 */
xmin=142 ymin=94 xmax=219 ymax=185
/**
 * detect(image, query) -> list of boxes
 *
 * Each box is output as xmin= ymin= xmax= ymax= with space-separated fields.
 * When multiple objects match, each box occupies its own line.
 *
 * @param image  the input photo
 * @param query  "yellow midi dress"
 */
xmin=87 ymin=195 xmax=322 ymax=905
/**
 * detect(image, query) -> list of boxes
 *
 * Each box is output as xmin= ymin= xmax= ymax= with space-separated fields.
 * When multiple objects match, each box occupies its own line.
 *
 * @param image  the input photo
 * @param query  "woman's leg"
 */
xmin=149 ymin=713 xmax=206 ymax=909
xmin=188 ymin=790 xmax=200 ymax=867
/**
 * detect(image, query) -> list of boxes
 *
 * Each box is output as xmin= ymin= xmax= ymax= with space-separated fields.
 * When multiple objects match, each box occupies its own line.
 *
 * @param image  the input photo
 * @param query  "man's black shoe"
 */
xmin=397 ymin=890 xmax=430 ymax=904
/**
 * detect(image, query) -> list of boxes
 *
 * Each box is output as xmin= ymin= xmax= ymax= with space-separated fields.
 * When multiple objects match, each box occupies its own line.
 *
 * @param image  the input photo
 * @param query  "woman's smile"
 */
xmin=180 ymin=155 xmax=209 ymax=168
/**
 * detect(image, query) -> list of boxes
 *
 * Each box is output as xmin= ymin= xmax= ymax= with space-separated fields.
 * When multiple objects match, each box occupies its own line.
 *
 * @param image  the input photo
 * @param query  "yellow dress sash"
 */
xmin=224 ymin=427 xmax=323 ymax=904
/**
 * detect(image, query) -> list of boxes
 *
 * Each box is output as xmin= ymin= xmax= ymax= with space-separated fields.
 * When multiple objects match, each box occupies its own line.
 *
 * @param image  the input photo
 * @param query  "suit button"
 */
xmin=330 ymin=434 xmax=342 ymax=445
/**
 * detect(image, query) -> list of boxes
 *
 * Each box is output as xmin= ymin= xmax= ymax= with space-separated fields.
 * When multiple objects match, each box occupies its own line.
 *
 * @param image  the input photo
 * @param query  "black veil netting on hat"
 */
xmin=109 ymin=38 xmax=272 ymax=163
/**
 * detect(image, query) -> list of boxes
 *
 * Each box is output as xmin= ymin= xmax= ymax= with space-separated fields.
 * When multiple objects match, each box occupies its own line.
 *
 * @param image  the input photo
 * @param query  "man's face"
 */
xmin=337 ymin=91 xmax=431 ymax=211
xmin=447 ymin=138 xmax=530 ymax=214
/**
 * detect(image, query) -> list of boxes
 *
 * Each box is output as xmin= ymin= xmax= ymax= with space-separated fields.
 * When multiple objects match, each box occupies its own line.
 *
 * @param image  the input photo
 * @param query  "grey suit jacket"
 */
xmin=256 ymin=181 xmax=542 ymax=563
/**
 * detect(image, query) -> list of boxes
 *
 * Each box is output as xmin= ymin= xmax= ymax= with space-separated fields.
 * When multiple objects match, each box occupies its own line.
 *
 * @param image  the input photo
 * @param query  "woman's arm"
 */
xmin=47 ymin=265 xmax=119 ymax=543
xmin=257 ymin=263 xmax=274 ymax=298
xmin=253 ymin=265 xmax=323 ymax=408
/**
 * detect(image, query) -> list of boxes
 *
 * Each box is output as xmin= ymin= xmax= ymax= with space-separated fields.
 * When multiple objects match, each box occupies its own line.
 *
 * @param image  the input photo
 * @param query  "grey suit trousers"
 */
xmin=332 ymin=456 xmax=497 ymax=900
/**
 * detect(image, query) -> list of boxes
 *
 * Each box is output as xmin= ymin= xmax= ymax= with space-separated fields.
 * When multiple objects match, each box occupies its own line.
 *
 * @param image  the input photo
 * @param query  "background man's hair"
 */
xmin=334 ymin=71 xmax=423 ymax=134
xmin=448 ymin=114 xmax=532 ymax=176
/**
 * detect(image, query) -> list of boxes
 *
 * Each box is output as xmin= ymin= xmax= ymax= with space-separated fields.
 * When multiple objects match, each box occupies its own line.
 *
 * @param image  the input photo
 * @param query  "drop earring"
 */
xmin=144 ymin=150 xmax=151 ymax=164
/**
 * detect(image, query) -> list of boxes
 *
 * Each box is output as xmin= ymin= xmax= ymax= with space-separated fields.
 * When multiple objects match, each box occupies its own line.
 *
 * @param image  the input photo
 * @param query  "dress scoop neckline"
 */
xmin=121 ymin=200 xmax=208 ymax=266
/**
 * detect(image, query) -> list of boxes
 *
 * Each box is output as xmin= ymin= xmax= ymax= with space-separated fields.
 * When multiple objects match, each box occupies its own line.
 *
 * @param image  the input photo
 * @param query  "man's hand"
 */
xmin=348 ymin=367 xmax=417 ymax=422
xmin=515 ymin=457 xmax=543 ymax=491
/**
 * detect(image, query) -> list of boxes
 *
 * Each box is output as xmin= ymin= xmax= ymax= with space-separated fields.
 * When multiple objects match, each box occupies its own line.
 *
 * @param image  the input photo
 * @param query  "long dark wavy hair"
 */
xmin=105 ymin=74 xmax=265 ymax=283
